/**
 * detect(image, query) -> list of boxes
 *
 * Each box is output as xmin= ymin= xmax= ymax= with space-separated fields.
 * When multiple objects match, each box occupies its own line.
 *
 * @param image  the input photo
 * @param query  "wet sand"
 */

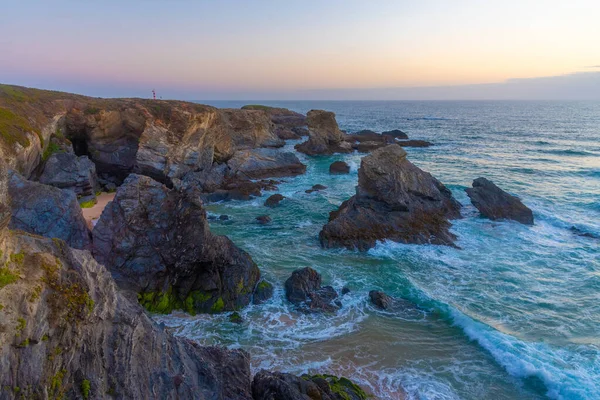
xmin=82 ymin=192 xmax=115 ymax=229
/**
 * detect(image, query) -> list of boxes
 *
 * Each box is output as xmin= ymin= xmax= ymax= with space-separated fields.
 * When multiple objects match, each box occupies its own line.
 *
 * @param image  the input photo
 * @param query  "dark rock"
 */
xmin=295 ymin=110 xmax=353 ymax=155
xmin=92 ymin=174 xmax=260 ymax=314
xmin=200 ymin=178 xmax=280 ymax=203
xmin=466 ymin=177 xmax=533 ymax=225
xmin=320 ymin=144 xmax=462 ymax=250
xmin=396 ymin=140 xmax=433 ymax=148
xmin=570 ymin=226 xmax=599 ymax=239
xmin=256 ymin=215 xmax=272 ymax=225
xmin=0 ymin=231 xmax=253 ymax=400
xmin=382 ymin=129 xmax=409 ymax=139
xmin=341 ymin=287 xmax=351 ymax=295
xmin=39 ymin=152 xmax=98 ymax=197
xmin=8 ymin=170 xmax=91 ymax=249
xmin=253 ymin=280 xmax=274 ymax=304
xmin=348 ymin=130 xmax=391 ymax=143
xmin=284 ymin=267 xmax=340 ymax=313
xmin=274 ymin=127 xmax=303 ymax=140
xmin=369 ymin=290 xmax=394 ymax=310
xmin=329 ymin=161 xmax=350 ymax=174
xmin=229 ymin=311 xmax=244 ymax=324
xmin=355 ymin=140 xmax=389 ymax=153
xmin=265 ymin=193 xmax=285 ymax=207
xmin=306 ymin=184 xmax=327 ymax=194
xmin=228 ymin=148 xmax=306 ymax=179
xmin=252 ymin=371 xmax=368 ymax=400
xmin=219 ymin=214 xmax=230 ymax=221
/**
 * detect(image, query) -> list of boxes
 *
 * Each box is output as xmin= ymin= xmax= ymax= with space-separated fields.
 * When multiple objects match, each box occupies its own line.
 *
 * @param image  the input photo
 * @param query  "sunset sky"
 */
xmin=1 ymin=0 xmax=599 ymax=99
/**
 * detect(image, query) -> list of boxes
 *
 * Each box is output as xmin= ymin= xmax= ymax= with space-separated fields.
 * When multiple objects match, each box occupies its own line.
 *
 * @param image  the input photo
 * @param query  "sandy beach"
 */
xmin=82 ymin=192 xmax=115 ymax=229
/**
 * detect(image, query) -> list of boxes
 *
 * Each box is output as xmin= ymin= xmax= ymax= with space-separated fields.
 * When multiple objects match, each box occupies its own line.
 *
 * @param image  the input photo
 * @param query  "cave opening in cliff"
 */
xmin=71 ymin=136 xmax=89 ymax=157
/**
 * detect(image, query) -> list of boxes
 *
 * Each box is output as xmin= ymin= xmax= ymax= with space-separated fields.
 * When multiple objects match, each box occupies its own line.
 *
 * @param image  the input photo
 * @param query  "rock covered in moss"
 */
xmin=8 ymin=170 xmax=91 ymax=249
xmin=252 ymin=370 xmax=368 ymax=400
xmin=0 ymin=231 xmax=253 ymax=400
xmin=92 ymin=174 xmax=260 ymax=314
xmin=284 ymin=267 xmax=341 ymax=313
xmin=39 ymin=152 xmax=98 ymax=197
xmin=320 ymin=144 xmax=461 ymax=250
xmin=253 ymin=280 xmax=274 ymax=304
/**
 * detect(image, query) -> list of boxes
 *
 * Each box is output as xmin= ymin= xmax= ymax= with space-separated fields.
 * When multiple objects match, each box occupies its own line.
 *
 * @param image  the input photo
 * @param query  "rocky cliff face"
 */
xmin=39 ymin=152 xmax=98 ymax=197
xmin=241 ymin=105 xmax=307 ymax=140
xmin=295 ymin=110 xmax=352 ymax=155
xmin=92 ymin=174 xmax=261 ymax=314
xmin=320 ymin=144 xmax=461 ymax=250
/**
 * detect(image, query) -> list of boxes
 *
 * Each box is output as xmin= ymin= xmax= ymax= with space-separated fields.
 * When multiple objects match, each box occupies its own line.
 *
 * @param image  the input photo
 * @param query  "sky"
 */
xmin=1 ymin=0 xmax=599 ymax=100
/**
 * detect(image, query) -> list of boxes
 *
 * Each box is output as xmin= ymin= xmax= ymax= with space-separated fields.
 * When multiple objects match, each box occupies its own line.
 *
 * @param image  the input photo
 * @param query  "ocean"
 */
xmin=157 ymin=100 xmax=600 ymax=399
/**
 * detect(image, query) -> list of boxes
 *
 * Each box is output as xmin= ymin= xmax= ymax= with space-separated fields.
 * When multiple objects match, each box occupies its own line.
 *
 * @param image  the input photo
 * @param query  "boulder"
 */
xmin=295 ymin=110 xmax=352 ymax=155
xmin=252 ymin=371 xmax=368 ymax=400
xmin=227 ymin=148 xmax=306 ymax=179
xmin=284 ymin=267 xmax=340 ymax=313
xmin=369 ymin=290 xmax=394 ymax=310
xmin=265 ymin=193 xmax=285 ymax=207
xmin=466 ymin=177 xmax=533 ymax=225
xmin=253 ymin=280 xmax=274 ymax=304
xmin=8 ymin=170 xmax=91 ymax=249
xmin=39 ymin=152 xmax=98 ymax=197
xmin=320 ymin=144 xmax=461 ymax=250
xmin=0 ymin=231 xmax=253 ymax=400
xmin=256 ymin=215 xmax=272 ymax=225
xmin=306 ymin=184 xmax=327 ymax=194
xmin=329 ymin=161 xmax=351 ymax=174
xmin=92 ymin=174 xmax=260 ymax=314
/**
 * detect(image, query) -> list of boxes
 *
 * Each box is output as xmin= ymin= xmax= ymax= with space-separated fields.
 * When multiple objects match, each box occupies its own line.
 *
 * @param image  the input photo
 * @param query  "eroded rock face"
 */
xmin=320 ymin=144 xmax=461 ymax=250
xmin=39 ymin=152 xmax=98 ymax=197
xmin=0 ymin=232 xmax=252 ymax=400
xmin=227 ymin=148 xmax=306 ymax=179
xmin=466 ymin=177 xmax=534 ymax=225
xmin=252 ymin=371 xmax=368 ymax=400
xmin=220 ymin=108 xmax=284 ymax=149
xmin=284 ymin=267 xmax=340 ymax=313
xmin=295 ymin=110 xmax=352 ymax=155
xmin=242 ymin=105 xmax=307 ymax=140
xmin=92 ymin=174 xmax=260 ymax=314
xmin=8 ymin=170 xmax=91 ymax=249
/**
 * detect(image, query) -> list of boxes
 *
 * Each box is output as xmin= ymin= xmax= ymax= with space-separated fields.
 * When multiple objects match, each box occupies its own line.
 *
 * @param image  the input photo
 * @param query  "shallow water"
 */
xmin=157 ymin=101 xmax=600 ymax=399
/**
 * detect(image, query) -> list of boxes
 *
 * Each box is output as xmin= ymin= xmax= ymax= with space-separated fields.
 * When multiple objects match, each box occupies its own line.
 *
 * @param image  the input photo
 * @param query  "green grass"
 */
xmin=81 ymin=379 xmax=91 ymax=399
xmin=241 ymin=104 xmax=274 ymax=111
xmin=79 ymin=198 xmax=97 ymax=208
xmin=0 ymin=107 xmax=35 ymax=147
xmin=0 ymin=267 xmax=19 ymax=288
xmin=42 ymin=142 xmax=62 ymax=161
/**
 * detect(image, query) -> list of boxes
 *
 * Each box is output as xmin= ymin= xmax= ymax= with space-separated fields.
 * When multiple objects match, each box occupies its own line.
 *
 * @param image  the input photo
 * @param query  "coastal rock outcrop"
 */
xmin=242 ymin=105 xmax=308 ymax=140
xmin=92 ymin=174 xmax=260 ymax=314
xmin=264 ymin=193 xmax=285 ymax=207
xmin=252 ymin=371 xmax=368 ymax=400
xmin=8 ymin=170 xmax=91 ymax=249
xmin=39 ymin=152 xmax=98 ymax=197
xmin=320 ymin=144 xmax=462 ymax=250
xmin=466 ymin=177 xmax=534 ymax=225
xmin=295 ymin=110 xmax=352 ymax=155
xmin=0 ymin=231 xmax=253 ymax=400
xmin=382 ymin=129 xmax=409 ymax=139
xmin=284 ymin=267 xmax=341 ymax=313
xmin=220 ymin=108 xmax=285 ymax=149
xmin=227 ymin=148 xmax=306 ymax=179
xmin=329 ymin=161 xmax=350 ymax=174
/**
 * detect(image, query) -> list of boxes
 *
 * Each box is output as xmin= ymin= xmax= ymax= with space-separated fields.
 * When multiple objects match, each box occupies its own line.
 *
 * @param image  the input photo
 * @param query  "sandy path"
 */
xmin=82 ymin=192 xmax=116 ymax=230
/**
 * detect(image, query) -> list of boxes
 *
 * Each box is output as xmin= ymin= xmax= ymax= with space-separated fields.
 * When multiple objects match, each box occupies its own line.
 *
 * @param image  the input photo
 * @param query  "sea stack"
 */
xmin=466 ymin=177 xmax=534 ymax=225
xmin=295 ymin=110 xmax=352 ymax=155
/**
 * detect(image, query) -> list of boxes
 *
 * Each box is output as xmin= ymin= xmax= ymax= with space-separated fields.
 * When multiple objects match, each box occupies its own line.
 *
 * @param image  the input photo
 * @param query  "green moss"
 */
xmin=41 ymin=334 xmax=49 ymax=341
xmin=0 ymin=304 xmax=4 ymax=311
xmin=257 ymin=280 xmax=272 ymax=291
xmin=79 ymin=198 xmax=97 ymax=208
xmin=182 ymin=290 xmax=213 ymax=315
xmin=229 ymin=312 xmax=243 ymax=324
xmin=9 ymin=251 xmax=24 ymax=266
xmin=0 ymin=267 xmax=19 ymax=288
xmin=0 ymin=107 xmax=35 ymax=148
xmin=86 ymin=297 xmax=95 ymax=315
xmin=17 ymin=338 xmax=29 ymax=347
xmin=138 ymin=287 xmax=182 ymax=314
xmin=42 ymin=142 xmax=62 ymax=161
xmin=15 ymin=317 xmax=26 ymax=336
xmin=211 ymin=297 xmax=225 ymax=313
xmin=12 ymin=386 xmax=20 ymax=393
xmin=49 ymin=369 xmax=66 ymax=400
xmin=81 ymin=379 xmax=91 ymax=399
xmin=303 ymin=374 xmax=368 ymax=400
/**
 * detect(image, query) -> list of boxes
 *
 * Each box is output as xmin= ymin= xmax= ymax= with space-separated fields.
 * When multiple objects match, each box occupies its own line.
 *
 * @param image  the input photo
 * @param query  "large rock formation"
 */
xmin=8 ymin=170 xmax=91 ymax=249
xmin=295 ymin=110 xmax=352 ymax=155
xmin=284 ymin=267 xmax=341 ymax=313
xmin=0 ymin=232 xmax=253 ymax=400
xmin=466 ymin=177 xmax=534 ymax=225
xmin=39 ymin=152 xmax=98 ymax=197
xmin=92 ymin=174 xmax=261 ymax=314
xmin=320 ymin=144 xmax=461 ymax=250
xmin=242 ymin=105 xmax=307 ymax=140
xmin=227 ymin=148 xmax=306 ymax=179
xmin=252 ymin=371 xmax=368 ymax=400
xmin=220 ymin=108 xmax=284 ymax=149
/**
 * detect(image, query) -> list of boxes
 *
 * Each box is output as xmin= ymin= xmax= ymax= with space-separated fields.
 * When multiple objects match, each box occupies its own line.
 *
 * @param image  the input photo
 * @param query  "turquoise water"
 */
xmin=158 ymin=101 xmax=600 ymax=399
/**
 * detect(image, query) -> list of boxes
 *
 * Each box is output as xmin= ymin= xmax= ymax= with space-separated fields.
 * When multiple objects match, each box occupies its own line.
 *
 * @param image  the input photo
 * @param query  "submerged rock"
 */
xmin=284 ymin=267 xmax=341 ymax=313
xmin=39 ymin=152 xmax=98 ymax=197
xmin=369 ymin=290 xmax=394 ymax=310
xmin=396 ymin=139 xmax=433 ymax=148
xmin=466 ymin=177 xmax=534 ymax=225
xmin=306 ymin=184 xmax=327 ymax=194
xmin=0 ymin=231 xmax=253 ymax=400
xmin=8 ymin=170 xmax=91 ymax=249
xmin=92 ymin=174 xmax=260 ymax=314
xmin=570 ymin=226 xmax=599 ymax=239
xmin=265 ymin=193 xmax=285 ymax=207
xmin=320 ymin=144 xmax=462 ymax=250
xmin=295 ymin=110 xmax=352 ymax=155
xmin=256 ymin=215 xmax=272 ymax=225
xmin=252 ymin=371 xmax=368 ymax=400
xmin=382 ymin=129 xmax=409 ymax=139
xmin=329 ymin=161 xmax=350 ymax=174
